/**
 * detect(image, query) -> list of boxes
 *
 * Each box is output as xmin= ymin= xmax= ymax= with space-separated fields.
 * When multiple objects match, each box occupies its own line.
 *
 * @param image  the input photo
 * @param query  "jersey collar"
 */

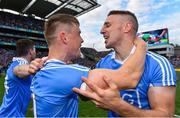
xmin=111 ymin=46 xmax=136 ymax=64
xmin=13 ymin=57 xmax=28 ymax=64
xmin=44 ymin=59 xmax=66 ymax=65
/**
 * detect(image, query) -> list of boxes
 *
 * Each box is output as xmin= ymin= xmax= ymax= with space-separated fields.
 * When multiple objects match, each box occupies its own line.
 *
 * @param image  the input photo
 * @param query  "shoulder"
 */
xmin=12 ymin=57 xmax=28 ymax=65
xmin=146 ymin=51 xmax=174 ymax=70
xmin=68 ymin=64 xmax=90 ymax=71
xmin=145 ymin=51 xmax=176 ymax=86
xmin=41 ymin=63 xmax=89 ymax=72
xmin=97 ymin=52 xmax=114 ymax=65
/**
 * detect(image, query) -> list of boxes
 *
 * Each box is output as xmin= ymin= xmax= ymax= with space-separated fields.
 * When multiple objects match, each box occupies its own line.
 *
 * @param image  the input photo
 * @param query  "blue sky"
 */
xmin=78 ymin=0 xmax=180 ymax=51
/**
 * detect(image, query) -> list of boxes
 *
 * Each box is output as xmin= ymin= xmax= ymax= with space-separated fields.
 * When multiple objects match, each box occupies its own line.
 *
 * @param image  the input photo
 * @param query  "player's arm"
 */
xmin=13 ymin=64 xmax=31 ymax=78
xmin=73 ymin=77 xmax=176 ymax=117
xmin=88 ymin=38 xmax=147 ymax=89
xmin=109 ymin=86 xmax=176 ymax=117
xmin=14 ymin=57 xmax=47 ymax=78
xmin=28 ymin=57 xmax=48 ymax=74
xmin=113 ymin=37 xmax=147 ymax=89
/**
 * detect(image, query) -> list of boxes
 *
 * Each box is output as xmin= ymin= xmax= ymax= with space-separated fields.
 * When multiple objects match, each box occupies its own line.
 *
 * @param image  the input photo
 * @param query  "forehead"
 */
xmin=69 ymin=24 xmax=81 ymax=35
xmin=105 ymin=15 xmax=122 ymax=23
xmin=72 ymin=23 xmax=80 ymax=32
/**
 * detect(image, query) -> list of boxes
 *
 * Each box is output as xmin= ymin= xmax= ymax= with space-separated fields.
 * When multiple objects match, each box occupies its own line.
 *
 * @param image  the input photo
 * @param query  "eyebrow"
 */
xmin=103 ymin=21 xmax=111 ymax=26
xmin=78 ymin=29 xmax=81 ymax=34
xmin=104 ymin=22 xmax=110 ymax=25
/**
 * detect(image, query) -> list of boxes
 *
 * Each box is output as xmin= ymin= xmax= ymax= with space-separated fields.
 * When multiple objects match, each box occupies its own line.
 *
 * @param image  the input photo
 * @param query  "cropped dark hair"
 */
xmin=16 ymin=39 xmax=34 ymax=57
xmin=108 ymin=10 xmax=138 ymax=34
xmin=44 ymin=14 xmax=79 ymax=46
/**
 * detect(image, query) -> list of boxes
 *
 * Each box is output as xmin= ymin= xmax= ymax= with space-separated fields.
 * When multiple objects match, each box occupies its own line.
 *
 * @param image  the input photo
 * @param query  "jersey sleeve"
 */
xmin=150 ymin=57 xmax=176 ymax=87
xmin=10 ymin=59 xmax=29 ymax=80
xmin=95 ymin=61 xmax=101 ymax=68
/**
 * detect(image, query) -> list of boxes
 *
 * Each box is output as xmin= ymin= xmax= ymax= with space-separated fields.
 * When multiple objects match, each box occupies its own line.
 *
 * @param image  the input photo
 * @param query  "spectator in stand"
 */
xmin=0 ymin=11 xmax=44 ymax=31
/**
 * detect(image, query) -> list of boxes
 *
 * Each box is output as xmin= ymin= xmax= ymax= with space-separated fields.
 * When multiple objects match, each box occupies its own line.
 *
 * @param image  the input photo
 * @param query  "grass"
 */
xmin=0 ymin=71 xmax=180 ymax=117
xmin=175 ymin=70 xmax=180 ymax=115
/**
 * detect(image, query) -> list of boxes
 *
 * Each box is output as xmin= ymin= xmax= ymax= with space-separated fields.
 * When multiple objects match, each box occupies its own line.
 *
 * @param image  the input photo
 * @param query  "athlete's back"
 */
xmin=31 ymin=59 xmax=89 ymax=117
xmin=0 ymin=57 xmax=32 ymax=117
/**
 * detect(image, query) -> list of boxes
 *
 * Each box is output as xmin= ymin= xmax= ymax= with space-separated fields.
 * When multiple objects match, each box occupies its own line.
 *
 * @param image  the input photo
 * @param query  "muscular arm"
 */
xmin=13 ymin=64 xmax=31 ymax=78
xmin=88 ymin=38 xmax=147 ymax=89
xmin=73 ymin=77 xmax=176 ymax=117
xmin=111 ymin=86 xmax=176 ymax=117
xmin=13 ymin=57 xmax=47 ymax=78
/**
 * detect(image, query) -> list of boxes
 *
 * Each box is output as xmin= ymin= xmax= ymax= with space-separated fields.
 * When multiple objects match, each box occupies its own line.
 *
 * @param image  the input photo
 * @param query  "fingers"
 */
xmin=72 ymin=87 xmax=94 ymax=99
xmin=81 ymin=77 xmax=103 ymax=95
xmin=134 ymin=37 xmax=147 ymax=47
xmin=28 ymin=58 xmax=44 ymax=74
xmin=28 ymin=64 xmax=38 ymax=74
xmin=133 ymin=38 xmax=147 ymax=54
xmin=103 ymin=77 xmax=118 ymax=90
xmin=42 ymin=56 xmax=48 ymax=62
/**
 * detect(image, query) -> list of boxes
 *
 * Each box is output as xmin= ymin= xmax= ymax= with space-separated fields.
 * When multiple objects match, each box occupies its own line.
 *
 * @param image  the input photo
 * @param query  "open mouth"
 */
xmin=103 ymin=35 xmax=109 ymax=44
xmin=103 ymin=35 xmax=109 ymax=39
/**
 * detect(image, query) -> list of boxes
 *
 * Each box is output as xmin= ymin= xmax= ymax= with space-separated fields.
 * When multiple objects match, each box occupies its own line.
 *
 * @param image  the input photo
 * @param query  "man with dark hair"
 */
xmin=73 ymin=10 xmax=176 ymax=117
xmin=0 ymin=39 xmax=36 ymax=117
xmin=30 ymin=13 xmax=147 ymax=117
xmin=16 ymin=39 xmax=36 ymax=61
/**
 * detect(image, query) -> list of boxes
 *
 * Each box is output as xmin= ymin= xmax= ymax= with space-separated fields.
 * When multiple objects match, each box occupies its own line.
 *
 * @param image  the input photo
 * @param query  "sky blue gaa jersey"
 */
xmin=0 ymin=57 xmax=32 ymax=117
xmin=31 ymin=59 xmax=89 ymax=117
xmin=96 ymin=51 xmax=176 ymax=117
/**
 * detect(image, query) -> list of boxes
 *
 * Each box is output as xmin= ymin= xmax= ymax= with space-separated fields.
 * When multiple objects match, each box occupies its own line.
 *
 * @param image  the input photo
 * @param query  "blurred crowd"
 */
xmin=0 ymin=48 xmax=48 ymax=73
xmin=0 ymin=46 xmax=179 ymax=74
xmin=0 ymin=36 xmax=47 ymax=47
xmin=0 ymin=11 xmax=179 ymax=75
xmin=0 ymin=48 xmax=15 ymax=73
xmin=0 ymin=37 xmax=15 ymax=44
xmin=0 ymin=11 xmax=44 ymax=32
xmin=0 ymin=46 xmax=110 ymax=74
xmin=169 ymin=56 xmax=180 ymax=68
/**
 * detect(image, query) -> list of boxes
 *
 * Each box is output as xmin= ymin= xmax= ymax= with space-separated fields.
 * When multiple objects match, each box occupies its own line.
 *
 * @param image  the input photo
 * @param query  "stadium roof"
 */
xmin=0 ymin=0 xmax=100 ymax=19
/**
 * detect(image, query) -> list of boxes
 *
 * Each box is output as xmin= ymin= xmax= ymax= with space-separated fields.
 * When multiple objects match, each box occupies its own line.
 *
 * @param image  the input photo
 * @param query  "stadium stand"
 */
xmin=0 ymin=48 xmax=15 ymax=73
xmin=0 ymin=0 xmax=100 ymax=75
xmin=0 ymin=11 xmax=47 ymax=73
xmin=73 ymin=48 xmax=112 ymax=69
xmin=0 ymin=11 xmax=107 ymax=73
xmin=0 ymin=1 xmax=179 ymax=74
xmin=170 ymin=56 xmax=180 ymax=68
xmin=0 ymin=11 xmax=43 ymax=31
xmin=169 ymin=45 xmax=180 ymax=68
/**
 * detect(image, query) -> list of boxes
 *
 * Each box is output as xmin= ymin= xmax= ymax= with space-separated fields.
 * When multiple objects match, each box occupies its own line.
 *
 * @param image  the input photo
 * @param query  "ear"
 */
xmin=29 ymin=48 xmax=33 ymax=56
xmin=58 ymin=31 xmax=69 ymax=44
xmin=123 ymin=22 xmax=133 ymax=33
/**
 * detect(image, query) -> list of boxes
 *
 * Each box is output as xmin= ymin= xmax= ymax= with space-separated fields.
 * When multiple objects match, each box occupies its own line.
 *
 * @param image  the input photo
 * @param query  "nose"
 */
xmin=100 ymin=26 xmax=105 ymax=35
xmin=81 ymin=37 xmax=84 ymax=43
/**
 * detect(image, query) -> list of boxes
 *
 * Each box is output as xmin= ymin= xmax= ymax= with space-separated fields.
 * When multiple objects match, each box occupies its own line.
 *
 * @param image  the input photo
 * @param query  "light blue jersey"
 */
xmin=96 ymin=51 xmax=176 ymax=117
xmin=31 ymin=59 xmax=89 ymax=117
xmin=0 ymin=57 xmax=32 ymax=117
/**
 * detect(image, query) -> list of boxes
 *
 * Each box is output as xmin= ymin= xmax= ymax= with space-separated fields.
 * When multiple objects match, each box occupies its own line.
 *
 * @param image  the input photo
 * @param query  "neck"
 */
xmin=114 ymin=35 xmax=135 ymax=61
xmin=20 ymin=56 xmax=30 ymax=63
xmin=48 ymin=45 xmax=70 ymax=64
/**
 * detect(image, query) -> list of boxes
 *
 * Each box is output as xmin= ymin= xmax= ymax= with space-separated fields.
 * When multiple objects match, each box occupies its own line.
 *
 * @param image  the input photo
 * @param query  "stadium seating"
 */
xmin=0 ymin=11 xmax=179 ymax=75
